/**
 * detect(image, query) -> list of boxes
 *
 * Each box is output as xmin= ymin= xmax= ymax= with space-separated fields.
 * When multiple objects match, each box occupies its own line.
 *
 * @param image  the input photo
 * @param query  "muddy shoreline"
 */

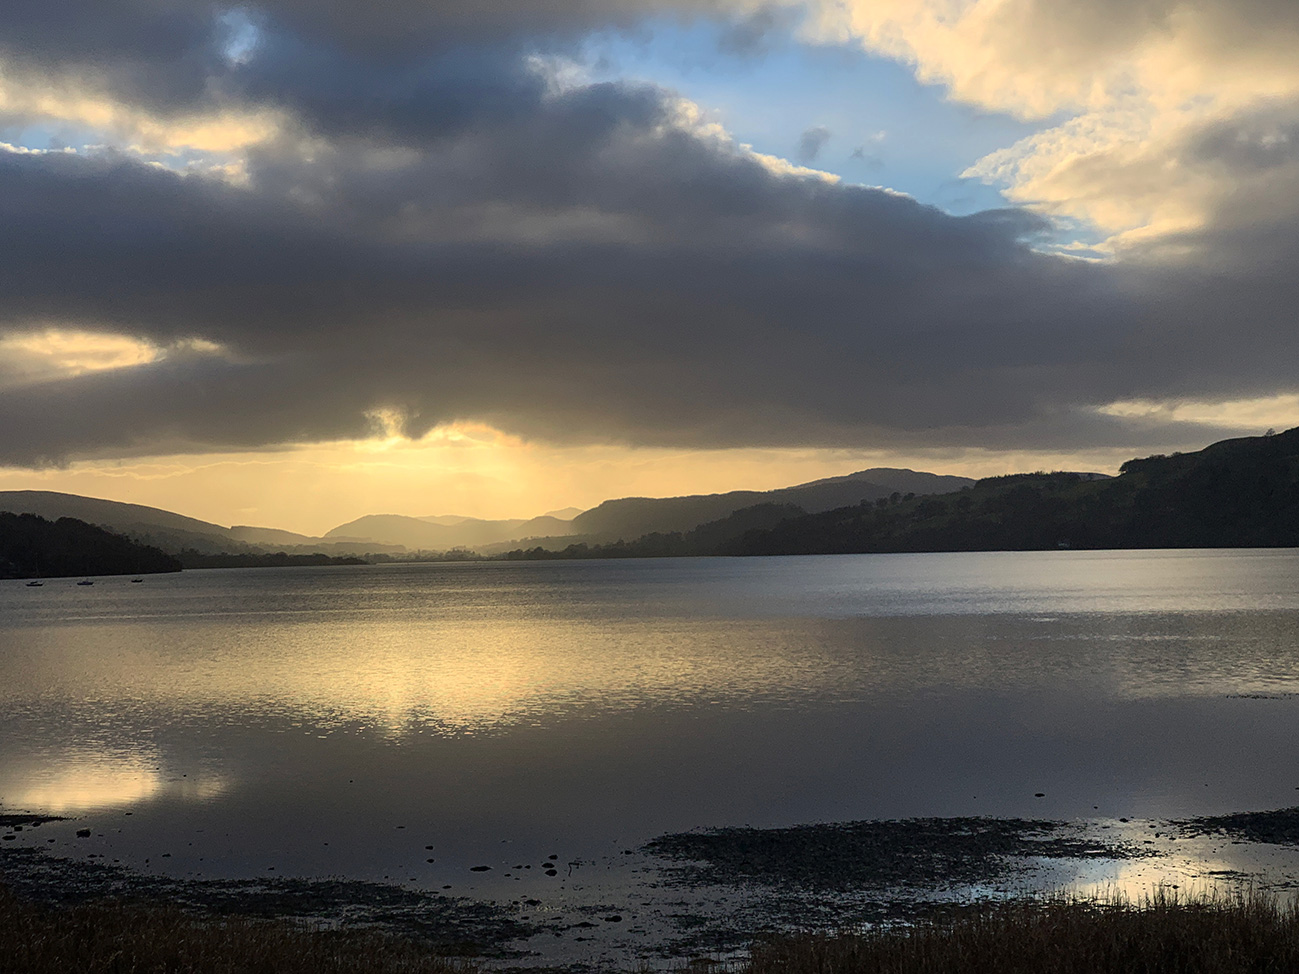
xmin=11 ymin=808 xmax=1299 ymax=966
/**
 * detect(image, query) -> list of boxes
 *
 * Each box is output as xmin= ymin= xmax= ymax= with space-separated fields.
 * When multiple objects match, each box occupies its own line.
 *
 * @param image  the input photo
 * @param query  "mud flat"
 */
xmin=7 ymin=809 xmax=1299 ymax=967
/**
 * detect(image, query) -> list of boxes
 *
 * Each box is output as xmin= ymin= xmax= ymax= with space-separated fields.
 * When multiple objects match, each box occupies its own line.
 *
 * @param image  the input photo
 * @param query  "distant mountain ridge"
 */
xmin=730 ymin=429 xmax=1299 ymax=555
xmin=0 ymin=491 xmax=398 ymax=558
xmin=323 ymin=513 xmax=580 ymax=549
xmin=565 ymin=468 xmax=974 ymax=542
xmin=320 ymin=468 xmax=974 ymax=551
xmin=0 ymin=465 xmax=977 ymax=559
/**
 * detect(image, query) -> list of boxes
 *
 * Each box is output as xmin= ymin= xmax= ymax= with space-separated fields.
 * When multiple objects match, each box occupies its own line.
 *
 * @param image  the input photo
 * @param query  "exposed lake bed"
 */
xmin=8 ymin=806 xmax=1299 ymax=966
xmin=4 ymin=552 xmax=1299 ymax=965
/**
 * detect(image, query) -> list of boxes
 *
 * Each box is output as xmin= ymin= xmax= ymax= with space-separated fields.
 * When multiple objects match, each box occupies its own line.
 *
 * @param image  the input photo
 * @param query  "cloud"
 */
xmin=795 ymin=124 xmax=831 ymax=163
xmin=1 ymin=0 xmax=1298 ymax=468
xmin=803 ymin=0 xmax=1299 ymax=248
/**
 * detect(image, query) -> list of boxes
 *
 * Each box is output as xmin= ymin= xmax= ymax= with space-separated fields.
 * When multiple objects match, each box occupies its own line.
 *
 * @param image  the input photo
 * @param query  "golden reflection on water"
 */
xmin=1069 ymin=849 xmax=1265 ymax=904
xmin=2 ymin=617 xmax=857 ymax=737
xmin=0 ymin=749 xmax=226 ymax=813
xmin=6 ymin=608 xmax=1299 ymax=744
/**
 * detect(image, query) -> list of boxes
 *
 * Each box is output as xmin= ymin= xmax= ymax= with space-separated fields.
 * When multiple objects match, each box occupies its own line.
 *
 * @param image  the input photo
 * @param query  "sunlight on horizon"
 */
xmin=0 ymin=424 xmax=1152 ymax=536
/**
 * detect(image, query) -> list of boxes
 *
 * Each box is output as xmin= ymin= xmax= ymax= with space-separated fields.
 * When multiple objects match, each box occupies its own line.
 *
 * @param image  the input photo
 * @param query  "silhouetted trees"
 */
xmin=176 ymin=550 xmax=367 ymax=569
xmin=0 ymin=512 xmax=181 ymax=578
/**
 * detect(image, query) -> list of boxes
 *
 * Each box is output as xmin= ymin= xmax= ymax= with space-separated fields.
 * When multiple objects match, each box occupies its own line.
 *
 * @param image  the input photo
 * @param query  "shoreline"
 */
xmin=7 ymin=808 xmax=1299 ymax=967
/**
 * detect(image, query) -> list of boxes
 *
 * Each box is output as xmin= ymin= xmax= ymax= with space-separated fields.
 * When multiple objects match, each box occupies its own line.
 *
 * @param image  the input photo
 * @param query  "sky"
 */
xmin=2 ymin=0 xmax=1299 ymax=534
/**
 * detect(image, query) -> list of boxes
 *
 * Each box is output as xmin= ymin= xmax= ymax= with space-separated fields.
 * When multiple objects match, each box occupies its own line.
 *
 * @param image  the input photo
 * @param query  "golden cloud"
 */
xmin=806 ymin=0 xmax=1299 ymax=243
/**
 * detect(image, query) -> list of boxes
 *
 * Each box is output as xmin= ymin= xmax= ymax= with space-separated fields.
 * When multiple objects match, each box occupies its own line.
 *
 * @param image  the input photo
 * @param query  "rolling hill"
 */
xmin=565 ymin=468 xmax=973 ymax=541
xmin=0 ymin=491 xmax=399 ymax=557
xmin=323 ymin=513 xmax=579 ymax=549
xmin=730 ymin=429 xmax=1299 ymax=555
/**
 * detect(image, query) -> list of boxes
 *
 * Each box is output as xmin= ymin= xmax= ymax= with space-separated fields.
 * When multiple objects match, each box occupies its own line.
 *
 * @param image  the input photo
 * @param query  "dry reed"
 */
xmin=746 ymin=889 xmax=1299 ymax=974
xmin=8 ymin=885 xmax=1299 ymax=973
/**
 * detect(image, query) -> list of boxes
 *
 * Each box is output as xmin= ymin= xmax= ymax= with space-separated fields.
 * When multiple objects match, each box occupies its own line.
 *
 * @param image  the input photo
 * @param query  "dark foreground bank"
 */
xmin=0 ymin=887 xmax=468 ymax=974
xmin=6 ymin=887 xmax=1299 ymax=974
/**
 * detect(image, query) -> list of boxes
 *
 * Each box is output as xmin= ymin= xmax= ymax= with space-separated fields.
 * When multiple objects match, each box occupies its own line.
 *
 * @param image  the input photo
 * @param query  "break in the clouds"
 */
xmin=1 ymin=0 xmax=1298 ymax=466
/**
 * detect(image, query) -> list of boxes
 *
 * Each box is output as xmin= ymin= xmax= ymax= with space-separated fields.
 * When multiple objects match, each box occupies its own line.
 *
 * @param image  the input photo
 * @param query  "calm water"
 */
xmin=4 ymin=550 xmax=1299 ymax=952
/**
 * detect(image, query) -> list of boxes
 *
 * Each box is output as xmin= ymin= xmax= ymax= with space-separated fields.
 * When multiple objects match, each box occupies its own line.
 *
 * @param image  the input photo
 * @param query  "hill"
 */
xmin=730 ymin=428 xmax=1299 ymax=555
xmin=503 ymin=503 xmax=807 ymax=560
xmin=0 ymin=512 xmax=181 ymax=578
xmin=323 ymin=513 xmax=578 ymax=549
xmin=0 ymin=490 xmax=239 ymax=554
xmin=566 ymin=469 xmax=973 ymax=543
xmin=323 ymin=470 xmax=972 ymax=551
xmin=0 ymin=491 xmax=401 ymax=557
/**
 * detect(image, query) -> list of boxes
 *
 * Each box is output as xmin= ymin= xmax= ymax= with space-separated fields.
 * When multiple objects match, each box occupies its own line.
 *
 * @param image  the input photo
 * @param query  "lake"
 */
xmin=4 ymin=550 xmax=1299 ymax=960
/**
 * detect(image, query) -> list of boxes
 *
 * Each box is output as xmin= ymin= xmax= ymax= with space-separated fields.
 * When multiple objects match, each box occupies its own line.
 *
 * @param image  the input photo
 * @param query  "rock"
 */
xmin=470 ymin=865 xmax=492 ymax=872
xmin=76 ymin=829 xmax=91 ymax=838
xmin=603 ymin=915 xmax=623 ymax=922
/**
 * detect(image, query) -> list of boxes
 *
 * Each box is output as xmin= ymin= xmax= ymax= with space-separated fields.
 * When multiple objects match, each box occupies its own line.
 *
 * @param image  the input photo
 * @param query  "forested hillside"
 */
xmin=732 ymin=428 xmax=1299 ymax=555
xmin=0 ymin=512 xmax=182 ymax=578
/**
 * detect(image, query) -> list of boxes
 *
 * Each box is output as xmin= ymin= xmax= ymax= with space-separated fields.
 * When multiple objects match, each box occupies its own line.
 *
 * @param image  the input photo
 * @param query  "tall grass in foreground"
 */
xmin=0 ymin=889 xmax=472 ymax=974
xmin=7 ymin=886 xmax=1299 ymax=973
xmin=748 ymin=890 xmax=1299 ymax=974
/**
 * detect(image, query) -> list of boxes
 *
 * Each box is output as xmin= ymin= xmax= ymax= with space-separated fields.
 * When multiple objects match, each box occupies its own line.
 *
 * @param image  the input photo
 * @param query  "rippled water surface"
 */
xmin=4 ymin=550 xmax=1299 ymax=954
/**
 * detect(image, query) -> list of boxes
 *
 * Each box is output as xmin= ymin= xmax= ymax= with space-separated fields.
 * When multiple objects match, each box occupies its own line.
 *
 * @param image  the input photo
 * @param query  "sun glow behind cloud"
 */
xmin=0 ymin=328 xmax=226 ymax=389
xmin=0 ymin=0 xmax=1297 ymax=510
xmin=1098 ymin=394 xmax=1299 ymax=431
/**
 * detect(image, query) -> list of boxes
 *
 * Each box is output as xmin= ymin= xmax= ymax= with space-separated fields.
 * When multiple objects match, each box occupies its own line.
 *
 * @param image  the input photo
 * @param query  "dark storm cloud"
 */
xmin=2 ymin=1 xmax=1299 ymax=464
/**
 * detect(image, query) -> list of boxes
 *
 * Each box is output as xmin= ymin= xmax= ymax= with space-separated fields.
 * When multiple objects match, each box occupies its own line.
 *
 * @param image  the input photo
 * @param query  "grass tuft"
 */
xmin=746 ymin=889 xmax=1299 ymax=974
